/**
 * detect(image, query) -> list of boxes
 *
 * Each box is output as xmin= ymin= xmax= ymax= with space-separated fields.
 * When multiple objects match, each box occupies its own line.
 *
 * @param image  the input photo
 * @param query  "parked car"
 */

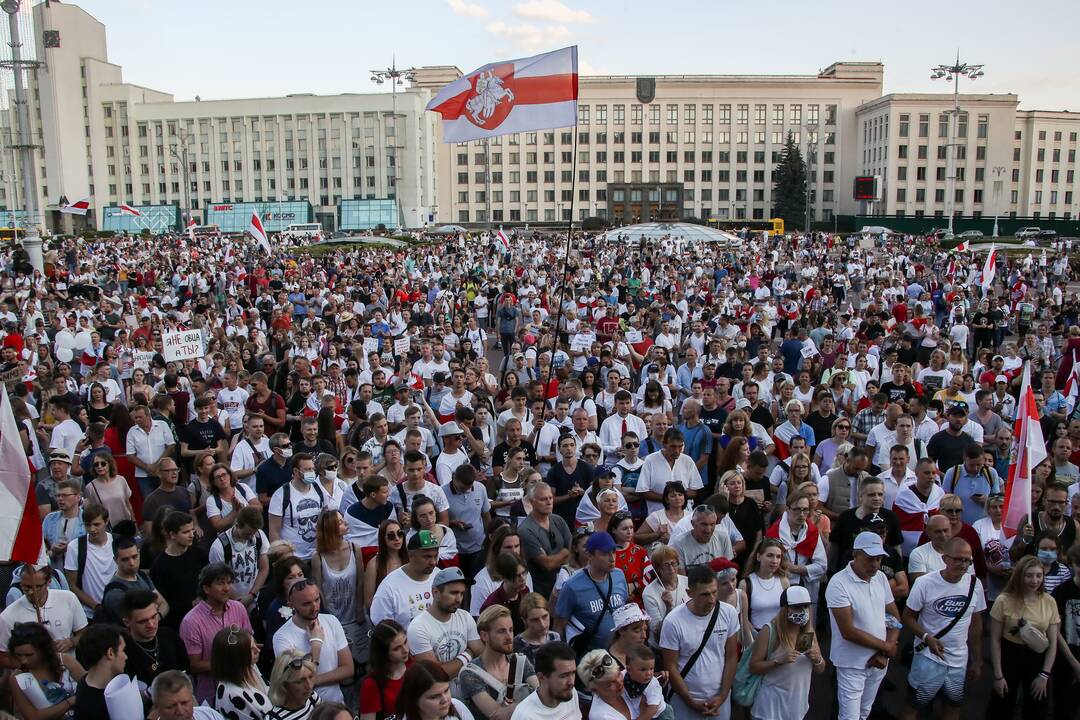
xmin=1015 ymin=227 xmax=1042 ymax=239
xmin=957 ymin=230 xmax=984 ymax=239
xmin=1035 ymin=229 xmax=1058 ymax=244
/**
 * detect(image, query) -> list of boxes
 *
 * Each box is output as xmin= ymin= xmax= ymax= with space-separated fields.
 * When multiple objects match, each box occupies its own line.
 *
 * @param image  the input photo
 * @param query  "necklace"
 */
xmin=756 ymin=574 xmax=779 ymax=591
xmin=135 ymin=637 xmax=161 ymax=672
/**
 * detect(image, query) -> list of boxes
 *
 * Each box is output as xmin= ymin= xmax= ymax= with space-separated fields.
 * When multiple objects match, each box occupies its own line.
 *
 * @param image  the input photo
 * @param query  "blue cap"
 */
xmin=585 ymin=531 xmax=617 ymax=554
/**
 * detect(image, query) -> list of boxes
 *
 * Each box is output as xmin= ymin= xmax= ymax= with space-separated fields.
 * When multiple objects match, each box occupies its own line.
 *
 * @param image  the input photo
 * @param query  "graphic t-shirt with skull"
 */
xmin=269 ymin=483 xmax=326 ymax=559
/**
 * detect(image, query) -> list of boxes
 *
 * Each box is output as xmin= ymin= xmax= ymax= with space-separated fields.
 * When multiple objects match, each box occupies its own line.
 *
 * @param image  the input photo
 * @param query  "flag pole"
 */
xmin=542 ymin=123 xmax=579 ymax=397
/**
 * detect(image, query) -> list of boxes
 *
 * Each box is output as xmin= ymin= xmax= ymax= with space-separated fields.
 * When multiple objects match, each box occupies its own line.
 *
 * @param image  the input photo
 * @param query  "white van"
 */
xmin=286 ymin=222 xmax=322 ymax=239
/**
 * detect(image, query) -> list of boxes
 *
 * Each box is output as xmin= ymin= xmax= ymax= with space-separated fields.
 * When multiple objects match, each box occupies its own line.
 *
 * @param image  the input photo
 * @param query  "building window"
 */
xmin=737 ymin=105 xmax=749 ymax=124
xmin=719 ymin=105 xmax=730 ymax=124
xmin=899 ymin=114 xmax=909 ymax=137
xmin=631 ymin=105 xmax=642 ymax=124
xmin=614 ymin=105 xmax=624 ymax=123
xmin=919 ymin=114 xmax=929 ymax=138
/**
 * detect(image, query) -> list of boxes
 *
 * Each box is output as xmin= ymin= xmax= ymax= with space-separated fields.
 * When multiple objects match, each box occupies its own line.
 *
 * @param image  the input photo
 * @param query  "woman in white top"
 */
xmin=83 ymin=450 xmax=135 ymax=526
xmin=212 ymin=626 xmax=272 ymax=720
xmin=405 ymin=495 xmax=458 ymax=567
xmin=973 ymin=494 xmax=1013 ymax=601
xmin=579 ymin=650 xmax=633 ymax=720
xmin=715 ymin=558 xmax=753 ymax=650
xmin=635 ymin=381 xmax=672 ymax=419
xmin=635 ymin=481 xmax=689 ymax=547
xmin=8 ymin=622 xmax=83 ymax=720
xmin=577 ymin=482 xmax=627 ymax=531
xmin=315 ymin=454 xmax=349 ymax=510
xmin=206 ymin=463 xmax=260 ymax=533
xmin=641 ymin=544 xmax=688 ymax=645
xmin=312 ymin=510 xmax=365 ymax=662
xmin=739 ymin=538 xmax=790 ymax=632
xmin=747 ymin=586 xmax=826 ymax=720
xmin=468 ymin=526 xmax=532 ymax=616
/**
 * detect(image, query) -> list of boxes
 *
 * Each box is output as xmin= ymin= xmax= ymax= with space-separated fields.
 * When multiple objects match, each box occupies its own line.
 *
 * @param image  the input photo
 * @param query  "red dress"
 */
xmin=615 ymin=542 xmax=652 ymax=607
xmin=104 ymin=425 xmax=142 ymax=524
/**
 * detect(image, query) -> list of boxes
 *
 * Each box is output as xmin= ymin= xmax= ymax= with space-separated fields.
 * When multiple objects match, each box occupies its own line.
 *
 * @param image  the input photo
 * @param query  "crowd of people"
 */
xmin=0 ymin=224 xmax=1076 ymax=720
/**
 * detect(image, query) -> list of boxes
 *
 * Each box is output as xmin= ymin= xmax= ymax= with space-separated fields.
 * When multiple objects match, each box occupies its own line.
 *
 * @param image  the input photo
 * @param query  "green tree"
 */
xmin=772 ymin=133 xmax=806 ymax=231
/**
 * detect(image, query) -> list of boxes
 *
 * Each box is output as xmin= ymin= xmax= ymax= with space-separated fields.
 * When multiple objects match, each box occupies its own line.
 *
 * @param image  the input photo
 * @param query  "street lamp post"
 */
xmin=805 ymin=123 xmax=818 ymax=233
xmin=168 ymin=132 xmax=193 ymax=227
xmin=371 ymin=57 xmax=416 ymax=230
xmin=931 ymin=54 xmax=984 ymax=235
xmin=992 ymin=165 xmax=1006 ymax=238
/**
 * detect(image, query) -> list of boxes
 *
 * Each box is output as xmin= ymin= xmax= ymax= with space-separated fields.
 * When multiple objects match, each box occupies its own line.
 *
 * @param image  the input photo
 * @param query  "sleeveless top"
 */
xmin=320 ymin=549 xmax=359 ymax=625
xmin=747 ymin=573 xmax=785 ymax=630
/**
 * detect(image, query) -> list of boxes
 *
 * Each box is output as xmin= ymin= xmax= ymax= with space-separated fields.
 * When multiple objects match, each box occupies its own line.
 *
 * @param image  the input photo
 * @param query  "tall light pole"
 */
xmin=931 ymin=54 xmax=983 ymax=235
xmin=371 ymin=57 xmax=416 ymax=230
xmin=991 ymin=165 xmax=1006 ymax=238
xmin=805 ymin=123 xmax=818 ymax=233
xmin=168 ymin=131 xmax=193 ymax=228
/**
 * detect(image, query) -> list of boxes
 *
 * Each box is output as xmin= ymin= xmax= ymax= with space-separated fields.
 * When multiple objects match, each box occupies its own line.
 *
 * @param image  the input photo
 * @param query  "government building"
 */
xmin=0 ymin=1 xmax=1077 ymax=234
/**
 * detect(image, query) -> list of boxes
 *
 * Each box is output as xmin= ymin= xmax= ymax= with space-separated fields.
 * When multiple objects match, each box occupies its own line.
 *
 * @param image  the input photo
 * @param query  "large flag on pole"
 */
xmin=496 ymin=227 xmax=510 ymax=251
xmin=425 ymin=46 xmax=578 ymax=143
xmin=1002 ymin=363 xmax=1047 ymax=536
xmin=1065 ymin=350 xmax=1080 ymax=413
xmin=249 ymin=212 xmax=271 ymax=254
xmin=59 ymin=198 xmax=90 ymax=215
xmin=980 ymin=244 xmax=997 ymax=290
xmin=186 ymin=217 xmax=197 ymax=242
xmin=118 ymin=204 xmax=142 ymax=217
xmin=0 ymin=390 xmax=45 ymax=564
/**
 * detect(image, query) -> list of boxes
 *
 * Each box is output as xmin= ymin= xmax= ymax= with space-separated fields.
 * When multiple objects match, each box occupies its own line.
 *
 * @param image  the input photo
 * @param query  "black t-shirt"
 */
xmin=286 ymin=393 xmax=309 ymax=442
xmin=879 ymin=382 xmax=918 ymax=406
xmin=805 ymin=412 xmax=839 ymax=446
xmin=149 ymin=547 xmax=209 ymax=630
xmin=749 ymin=403 xmax=775 ymax=433
xmin=728 ymin=497 xmax=764 ymax=565
xmin=972 ymin=311 xmax=995 ymax=337
xmin=700 ymin=406 xmax=729 ymax=438
xmin=546 ymin=461 xmax=593 ymax=529
xmin=831 ymin=507 xmax=904 ymax=559
xmin=492 ymin=441 xmax=538 ymax=470
xmin=73 ymin=678 xmax=108 ymax=720
xmin=926 ymin=430 xmax=977 ymax=472
xmin=291 ymin=438 xmax=337 ymax=458
xmin=124 ymin=625 xmax=189 ymax=685
xmin=180 ymin=418 xmax=227 ymax=451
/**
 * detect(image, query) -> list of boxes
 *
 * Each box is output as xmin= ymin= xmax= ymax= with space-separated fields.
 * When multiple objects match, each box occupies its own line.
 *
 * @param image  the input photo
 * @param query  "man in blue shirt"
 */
xmin=940 ymin=442 xmax=1002 ymax=526
xmin=553 ymin=531 xmax=628 ymax=654
xmin=678 ymin=399 xmax=714 ymax=491
xmin=441 ymin=463 xmax=491 ymax=582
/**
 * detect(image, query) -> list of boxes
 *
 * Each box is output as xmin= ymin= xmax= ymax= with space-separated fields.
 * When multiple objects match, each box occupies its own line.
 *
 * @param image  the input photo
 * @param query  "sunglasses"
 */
xmin=590 ymin=653 xmax=615 ymax=679
xmin=286 ymin=653 xmax=314 ymax=670
xmin=93 ymin=462 xmax=109 ymax=468
xmin=385 ymin=531 xmax=404 ymax=540
xmin=623 ymin=442 xmax=639 ymax=449
xmin=286 ymin=578 xmax=317 ymax=597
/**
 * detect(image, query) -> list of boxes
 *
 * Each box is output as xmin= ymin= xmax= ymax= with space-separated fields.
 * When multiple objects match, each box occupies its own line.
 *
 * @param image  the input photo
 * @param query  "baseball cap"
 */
xmin=48 ymin=448 xmax=72 ymax=465
xmin=994 ymin=375 xmax=1008 ymax=384
xmin=946 ymin=403 xmax=969 ymax=416
xmin=781 ymin=586 xmax=813 ymax=606
xmin=439 ymin=422 xmax=465 ymax=437
xmin=585 ymin=531 xmax=617 ymax=554
xmin=407 ymin=529 xmax=440 ymax=551
xmin=612 ymin=603 xmax=649 ymax=631
xmin=853 ymin=531 xmax=889 ymax=558
xmin=394 ymin=384 xmax=410 ymax=393
xmin=734 ymin=399 xmax=752 ymax=410
xmin=432 ymin=567 xmax=466 ymax=587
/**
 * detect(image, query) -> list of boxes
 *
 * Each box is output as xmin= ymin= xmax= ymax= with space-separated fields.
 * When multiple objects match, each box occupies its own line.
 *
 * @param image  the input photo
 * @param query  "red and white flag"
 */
xmin=426 ymin=46 xmax=578 ymax=143
xmin=186 ymin=217 xmax=197 ymax=242
xmin=59 ymin=198 xmax=90 ymax=215
xmin=953 ymin=240 xmax=969 ymax=252
xmin=119 ymin=203 xmax=142 ymax=217
xmin=1065 ymin=350 xmax=1080 ymax=413
xmin=1002 ymin=363 xmax=1047 ymax=536
xmin=496 ymin=228 xmax=511 ymax=251
xmin=248 ymin=212 xmax=271 ymax=254
xmin=980 ymin=244 xmax=997 ymax=290
xmin=0 ymin=390 xmax=45 ymax=564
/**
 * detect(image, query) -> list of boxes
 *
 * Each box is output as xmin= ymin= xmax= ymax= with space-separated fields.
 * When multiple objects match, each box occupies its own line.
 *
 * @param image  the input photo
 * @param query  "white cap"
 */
xmin=612 ymin=603 xmax=650 ymax=631
xmin=438 ymin=422 xmax=465 ymax=437
xmin=853 ymin=531 xmax=888 ymax=558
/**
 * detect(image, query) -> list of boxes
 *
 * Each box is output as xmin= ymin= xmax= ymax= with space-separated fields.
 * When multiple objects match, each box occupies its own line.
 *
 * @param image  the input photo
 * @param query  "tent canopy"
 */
xmin=598 ymin=222 xmax=742 ymax=246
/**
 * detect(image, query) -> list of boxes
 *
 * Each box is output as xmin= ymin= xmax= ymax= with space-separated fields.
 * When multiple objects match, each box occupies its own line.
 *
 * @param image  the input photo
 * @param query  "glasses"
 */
xmin=344 ymin=457 xmax=357 ymax=463
xmin=693 ymin=504 xmax=714 ymax=514
xmin=93 ymin=462 xmax=109 ymax=468
xmin=286 ymin=578 xmax=317 ymax=597
xmin=944 ymin=555 xmax=973 ymax=565
xmin=385 ymin=530 xmax=404 ymax=540
xmin=590 ymin=653 xmax=615 ymax=679
xmin=574 ymin=527 xmax=593 ymax=538
xmin=286 ymin=653 xmax=314 ymax=670
xmin=623 ymin=442 xmax=639 ymax=449
xmin=941 ymin=508 xmax=963 ymax=515
xmin=324 ymin=465 xmax=338 ymax=471
xmin=226 ymin=624 xmax=242 ymax=645
xmin=837 ymin=424 xmax=851 ymax=430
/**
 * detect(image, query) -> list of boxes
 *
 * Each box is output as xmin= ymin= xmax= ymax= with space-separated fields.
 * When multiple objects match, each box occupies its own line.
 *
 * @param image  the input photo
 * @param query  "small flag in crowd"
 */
xmin=496 ymin=227 xmax=511 ymax=251
xmin=426 ymin=46 xmax=578 ymax=143
xmin=249 ymin=212 xmax=271 ymax=254
xmin=1002 ymin=363 xmax=1046 ymax=536
xmin=119 ymin=204 xmax=142 ymax=217
xmin=186 ymin=217 xmax=197 ymax=242
xmin=0 ymin=390 xmax=45 ymax=564
xmin=1065 ymin=351 xmax=1080 ymax=414
xmin=59 ymin=197 xmax=90 ymax=215
xmin=953 ymin=240 xmax=969 ymax=252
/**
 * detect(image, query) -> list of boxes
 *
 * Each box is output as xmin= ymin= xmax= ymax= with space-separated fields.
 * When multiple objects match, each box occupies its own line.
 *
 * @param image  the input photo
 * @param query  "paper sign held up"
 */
xmin=162 ymin=329 xmax=204 ymax=363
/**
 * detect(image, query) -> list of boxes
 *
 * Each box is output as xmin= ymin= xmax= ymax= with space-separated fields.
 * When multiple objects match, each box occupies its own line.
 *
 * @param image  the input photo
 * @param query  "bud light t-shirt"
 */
xmin=905 ymin=570 xmax=986 ymax=667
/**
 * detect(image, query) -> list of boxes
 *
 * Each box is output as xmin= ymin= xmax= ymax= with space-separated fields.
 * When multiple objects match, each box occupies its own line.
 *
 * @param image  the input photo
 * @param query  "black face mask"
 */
xmin=623 ymin=675 xmax=649 ymax=699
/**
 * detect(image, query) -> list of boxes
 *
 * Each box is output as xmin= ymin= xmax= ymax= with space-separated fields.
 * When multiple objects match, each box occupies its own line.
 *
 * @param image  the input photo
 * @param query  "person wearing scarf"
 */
xmin=766 ymin=484 xmax=828 ymax=609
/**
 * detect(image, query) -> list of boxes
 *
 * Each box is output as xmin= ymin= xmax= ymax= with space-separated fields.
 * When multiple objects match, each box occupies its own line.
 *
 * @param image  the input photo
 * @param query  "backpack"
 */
xmin=944 ymin=464 xmax=993 ymax=495
xmin=92 ymin=570 xmax=153 ymax=625
xmin=220 ymin=531 xmax=264 ymax=566
xmin=280 ymin=480 xmax=326 ymax=525
xmin=459 ymin=653 xmax=532 ymax=706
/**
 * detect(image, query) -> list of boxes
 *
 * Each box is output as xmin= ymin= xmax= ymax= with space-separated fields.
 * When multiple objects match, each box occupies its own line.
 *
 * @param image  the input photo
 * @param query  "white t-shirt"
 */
xmin=0 ymin=590 xmax=88 ymax=649
xmin=637 ymin=452 xmax=704 ymax=514
xmin=50 ymin=418 xmax=83 ymax=457
xmin=659 ymin=601 xmax=740 ymax=700
xmin=435 ymin=449 xmax=470 ymax=486
xmin=908 ymin=542 xmax=975 ymax=578
xmin=272 ymin=614 xmax=349 ymax=704
xmin=205 ymin=484 xmax=258 ymax=520
xmin=230 ymin=436 xmax=272 ymax=485
xmin=905 ymin=571 xmax=986 ymax=667
xmin=216 ymin=387 xmax=250 ymax=428
xmin=369 ymin=566 xmax=435 ymax=628
xmin=391 ymin=480 xmax=450 ymax=516
xmin=268 ymin=483 xmax=328 ymax=559
xmin=406 ymin=608 xmax=479 ymax=663
xmin=511 ymin=688 xmax=581 ymax=720
xmin=208 ymin=528 xmax=270 ymax=598
xmin=63 ymin=534 xmax=117 ymax=611
xmin=825 ymin=563 xmax=895 ymax=669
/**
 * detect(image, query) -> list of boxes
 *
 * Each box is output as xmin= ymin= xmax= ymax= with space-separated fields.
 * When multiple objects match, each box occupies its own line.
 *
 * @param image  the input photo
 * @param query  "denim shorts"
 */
xmin=907 ymin=652 xmax=966 ymax=706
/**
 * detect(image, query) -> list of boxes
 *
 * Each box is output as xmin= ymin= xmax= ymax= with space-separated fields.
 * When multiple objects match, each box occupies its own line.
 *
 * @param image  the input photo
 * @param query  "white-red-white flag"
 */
xmin=496 ymin=228 xmax=510 ymax=251
xmin=186 ymin=217 xmax=197 ymax=242
xmin=1065 ymin=350 xmax=1080 ymax=413
xmin=249 ymin=212 xmax=271 ymax=254
xmin=426 ymin=46 xmax=578 ymax=143
xmin=59 ymin=198 xmax=90 ymax=215
xmin=953 ymin=240 xmax=969 ymax=252
xmin=0 ymin=390 xmax=45 ymax=564
xmin=1002 ymin=363 xmax=1047 ymax=536
xmin=119 ymin=204 xmax=142 ymax=217
xmin=980 ymin=244 xmax=997 ymax=290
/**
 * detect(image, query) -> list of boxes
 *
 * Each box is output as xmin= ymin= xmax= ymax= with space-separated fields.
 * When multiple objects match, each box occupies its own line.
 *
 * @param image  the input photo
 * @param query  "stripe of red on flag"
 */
xmin=430 ymin=73 xmax=579 ymax=119
xmin=10 ymin=474 xmax=42 ymax=563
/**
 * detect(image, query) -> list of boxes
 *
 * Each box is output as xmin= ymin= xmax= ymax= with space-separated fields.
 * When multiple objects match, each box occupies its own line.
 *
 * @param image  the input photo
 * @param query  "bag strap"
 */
xmin=580 ymin=575 xmax=613 ymax=647
xmin=914 ymin=575 xmax=977 ymax=653
xmin=76 ymin=535 xmax=88 ymax=588
xmin=679 ymin=599 xmax=721 ymax=679
xmin=461 ymin=662 xmax=509 ymax=705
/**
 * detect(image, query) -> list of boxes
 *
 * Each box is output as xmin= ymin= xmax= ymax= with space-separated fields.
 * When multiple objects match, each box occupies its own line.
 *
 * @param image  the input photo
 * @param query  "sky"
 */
xmin=71 ymin=0 xmax=1079 ymax=110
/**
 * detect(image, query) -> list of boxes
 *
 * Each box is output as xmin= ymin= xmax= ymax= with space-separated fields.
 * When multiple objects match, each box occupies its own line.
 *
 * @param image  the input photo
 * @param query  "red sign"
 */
xmin=212 ymin=204 xmax=234 ymax=211
xmin=853 ymin=177 xmax=877 ymax=201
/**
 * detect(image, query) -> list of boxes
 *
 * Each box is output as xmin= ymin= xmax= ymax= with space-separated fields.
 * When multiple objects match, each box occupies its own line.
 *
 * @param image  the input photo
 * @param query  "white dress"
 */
xmin=750 ymin=626 xmax=814 ymax=720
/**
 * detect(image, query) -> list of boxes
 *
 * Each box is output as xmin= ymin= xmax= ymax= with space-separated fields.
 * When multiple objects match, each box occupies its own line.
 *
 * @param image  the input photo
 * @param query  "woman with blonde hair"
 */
xmin=747 ymin=585 xmax=826 ymax=720
xmin=513 ymin=593 xmax=560 ymax=665
xmin=740 ymin=537 xmax=790 ymax=633
xmin=989 ymin=555 xmax=1059 ymax=719
xmin=267 ymin=650 xmax=319 ymax=720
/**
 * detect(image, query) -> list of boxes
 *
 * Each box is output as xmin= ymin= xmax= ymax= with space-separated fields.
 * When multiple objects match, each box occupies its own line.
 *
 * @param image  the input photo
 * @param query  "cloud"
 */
xmin=486 ymin=20 xmax=572 ymax=53
xmin=513 ymin=0 xmax=593 ymax=24
xmin=447 ymin=0 xmax=488 ymax=19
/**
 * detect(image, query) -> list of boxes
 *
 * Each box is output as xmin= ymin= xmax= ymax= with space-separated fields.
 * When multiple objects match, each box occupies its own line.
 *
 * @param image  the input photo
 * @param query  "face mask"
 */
xmin=1037 ymin=550 xmax=1057 ymax=565
xmin=302 ymin=471 xmax=318 ymax=485
xmin=927 ymin=410 xmax=938 ymax=419
xmin=280 ymin=448 xmax=293 ymax=459
xmin=787 ymin=609 xmax=811 ymax=626
xmin=324 ymin=471 xmax=338 ymax=482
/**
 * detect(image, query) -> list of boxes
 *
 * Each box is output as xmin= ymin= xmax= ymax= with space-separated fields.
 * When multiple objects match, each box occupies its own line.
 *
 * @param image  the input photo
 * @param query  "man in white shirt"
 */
xmin=827 ymin=532 xmax=901 ymax=720
xmin=908 ymin=515 xmax=974 ymax=584
xmin=511 ymin=641 xmax=581 ymax=719
xmin=64 ymin=505 xmax=117 ymax=617
xmin=127 ymin=404 xmax=176 ymax=498
xmin=272 ymin=579 xmax=354 ymax=704
xmin=406 ymin=567 xmax=483 ymax=679
xmin=598 ymin=391 xmax=648 ymax=459
xmin=370 ymin=530 xmax=441 ymax=627
xmin=48 ymin=397 xmax=84 ymax=458
xmin=434 ymin=422 xmax=471 ymax=486
xmin=229 ymin=415 xmax=271 ymax=486
xmin=215 ymin=371 xmax=249 ymax=434
xmin=637 ymin=428 xmax=704 ymax=514
xmin=0 ymin=563 xmax=87 ymax=652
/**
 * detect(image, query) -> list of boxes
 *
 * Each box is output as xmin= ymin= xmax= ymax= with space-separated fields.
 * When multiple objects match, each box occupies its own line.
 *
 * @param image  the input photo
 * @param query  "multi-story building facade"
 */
xmin=0 ymin=1 xmax=438 ymax=233
xmin=415 ymin=63 xmax=886 ymax=225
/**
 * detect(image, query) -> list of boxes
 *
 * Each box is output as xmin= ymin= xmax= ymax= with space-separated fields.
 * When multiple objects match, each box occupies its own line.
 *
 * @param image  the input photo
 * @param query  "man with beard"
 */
xmin=511 ymin=641 xmax=580 ymax=719
xmin=461 ymin=604 xmax=540 ymax=720
xmin=407 ymin=567 xmax=484 ymax=680
xmin=272 ymin=578 xmax=354 ymax=704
